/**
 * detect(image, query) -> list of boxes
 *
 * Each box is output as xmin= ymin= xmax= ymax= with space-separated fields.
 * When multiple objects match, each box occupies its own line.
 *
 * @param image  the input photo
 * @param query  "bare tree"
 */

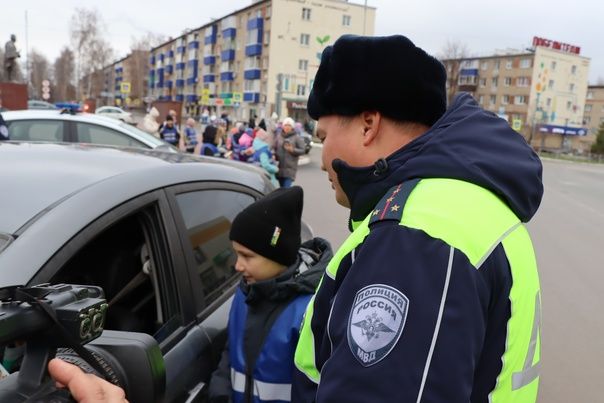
xmin=128 ymin=33 xmax=167 ymax=105
xmin=69 ymin=8 xmax=113 ymax=99
xmin=439 ymin=40 xmax=470 ymax=105
xmin=53 ymin=47 xmax=76 ymax=101
xmin=28 ymin=49 xmax=51 ymax=99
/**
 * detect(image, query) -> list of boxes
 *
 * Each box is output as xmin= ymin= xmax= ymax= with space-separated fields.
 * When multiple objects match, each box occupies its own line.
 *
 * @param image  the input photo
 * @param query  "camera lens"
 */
xmin=80 ymin=317 xmax=92 ymax=339
xmin=92 ymin=312 xmax=105 ymax=333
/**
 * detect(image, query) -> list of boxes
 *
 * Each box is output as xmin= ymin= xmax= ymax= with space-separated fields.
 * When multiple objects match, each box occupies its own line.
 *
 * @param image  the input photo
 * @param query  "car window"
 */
xmin=7 ymin=120 xmax=64 ymax=142
xmin=175 ymin=190 xmax=254 ymax=307
xmin=76 ymin=122 xmax=146 ymax=148
xmin=50 ymin=203 xmax=181 ymax=342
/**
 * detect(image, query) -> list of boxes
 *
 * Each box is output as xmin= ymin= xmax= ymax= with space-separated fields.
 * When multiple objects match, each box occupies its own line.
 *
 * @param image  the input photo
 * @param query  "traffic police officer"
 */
xmin=292 ymin=35 xmax=543 ymax=402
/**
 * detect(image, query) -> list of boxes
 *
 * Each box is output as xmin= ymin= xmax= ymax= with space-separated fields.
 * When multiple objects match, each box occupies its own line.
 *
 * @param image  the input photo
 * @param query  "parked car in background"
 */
xmin=0 ymin=142 xmax=308 ymax=402
xmin=27 ymin=100 xmax=58 ymax=110
xmin=2 ymin=109 xmax=176 ymax=151
xmin=96 ymin=105 xmax=135 ymax=124
xmin=299 ymin=130 xmax=313 ymax=154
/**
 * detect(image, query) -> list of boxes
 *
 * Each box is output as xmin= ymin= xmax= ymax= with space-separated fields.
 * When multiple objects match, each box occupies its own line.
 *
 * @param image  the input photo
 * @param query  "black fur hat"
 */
xmin=307 ymin=35 xmax=447 ymax=127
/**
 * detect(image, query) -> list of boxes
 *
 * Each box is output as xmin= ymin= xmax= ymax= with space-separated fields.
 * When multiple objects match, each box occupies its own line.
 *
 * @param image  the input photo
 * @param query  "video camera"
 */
xmin=0 ymin=284 xmax=165 ymax=402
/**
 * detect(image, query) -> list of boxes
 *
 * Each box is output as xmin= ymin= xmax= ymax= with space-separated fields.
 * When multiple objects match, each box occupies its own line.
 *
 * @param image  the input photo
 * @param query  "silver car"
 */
xmin=95 ymin=105 xmax=135 ymax=124
xmin=2 ymin=109 xmax=175 ymax=151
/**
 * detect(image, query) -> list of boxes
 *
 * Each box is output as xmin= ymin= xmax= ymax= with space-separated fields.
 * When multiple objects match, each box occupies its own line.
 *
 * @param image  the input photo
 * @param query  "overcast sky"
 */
xmin=4 ymin=0 xmax=602 ymax=82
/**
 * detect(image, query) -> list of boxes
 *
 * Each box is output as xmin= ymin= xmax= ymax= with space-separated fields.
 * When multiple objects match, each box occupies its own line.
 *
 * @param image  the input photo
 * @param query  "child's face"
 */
xmin=232 ymin=241 xmax=285 ymax=284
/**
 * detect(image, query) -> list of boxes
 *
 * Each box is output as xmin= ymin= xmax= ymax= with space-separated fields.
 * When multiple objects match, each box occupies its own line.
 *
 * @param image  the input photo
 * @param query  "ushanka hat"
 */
xmin=229 ymin=186 xmax=303 ymax=266
xmin=307 ymin=34 xmax=447 ymax=127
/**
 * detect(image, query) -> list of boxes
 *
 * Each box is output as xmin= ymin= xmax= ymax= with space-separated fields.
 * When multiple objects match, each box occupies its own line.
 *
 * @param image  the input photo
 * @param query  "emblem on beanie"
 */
xmin=270 ymin=226 xmax=281 ymax=246
xmin=347 ymin=284 xmax=409 ymax=367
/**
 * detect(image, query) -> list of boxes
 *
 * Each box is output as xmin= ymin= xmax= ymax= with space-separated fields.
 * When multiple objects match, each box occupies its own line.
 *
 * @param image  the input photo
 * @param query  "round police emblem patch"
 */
xmin=347 ymin=284 xmax=409 ymax=367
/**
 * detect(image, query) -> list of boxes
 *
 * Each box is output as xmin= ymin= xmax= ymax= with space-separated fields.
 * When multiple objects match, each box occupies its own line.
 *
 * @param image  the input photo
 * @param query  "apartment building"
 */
xmin=584 ymin=85 xmax=604 ymax=143
xmin=96 ymin=50 xmax=149 ymax=108
xmin=443 ymin=37 xmax=591 ymax=152
xmin=148 ymin=0 xmax=375 ymax=122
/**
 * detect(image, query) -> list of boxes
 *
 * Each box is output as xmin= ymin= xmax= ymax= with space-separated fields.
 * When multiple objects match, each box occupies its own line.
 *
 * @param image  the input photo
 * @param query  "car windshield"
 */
xmin=116 ymin=121 xmax=178 ymax=152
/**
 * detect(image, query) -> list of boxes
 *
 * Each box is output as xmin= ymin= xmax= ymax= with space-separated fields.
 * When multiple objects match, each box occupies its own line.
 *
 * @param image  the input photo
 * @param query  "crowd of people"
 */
xmin=139 ymin=108 xmax=310 ymax=188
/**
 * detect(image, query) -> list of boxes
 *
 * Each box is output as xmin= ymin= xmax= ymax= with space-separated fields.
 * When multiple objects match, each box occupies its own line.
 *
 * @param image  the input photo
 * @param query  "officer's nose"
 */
xmin=234 ymin=258 xmax=245 ymax=273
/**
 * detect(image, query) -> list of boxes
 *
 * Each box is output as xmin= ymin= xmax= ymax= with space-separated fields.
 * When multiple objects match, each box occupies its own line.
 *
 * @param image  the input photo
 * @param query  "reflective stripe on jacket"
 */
xmin=293 ymin=178 xmax=541 ymax=403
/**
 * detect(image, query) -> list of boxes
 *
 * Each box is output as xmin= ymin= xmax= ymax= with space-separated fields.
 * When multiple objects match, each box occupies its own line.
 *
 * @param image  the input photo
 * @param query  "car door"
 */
xmin=6 ymin=119 xmax=68 ymax=142
xmin=30 ymin=190 xmax=201 ymax=402
xmin=70 ymin=121 xmax=148 ymax=148
xmin=163 ymin=182 xmax=262 ymax=402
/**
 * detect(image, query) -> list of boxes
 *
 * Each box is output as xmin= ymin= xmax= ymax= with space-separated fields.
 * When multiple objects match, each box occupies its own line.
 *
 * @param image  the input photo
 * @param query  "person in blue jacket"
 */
xmin=159 ymin=115 xmax=181 ymax=148
xmin=252 ymin=128 xmax=279 ymax=187
xmin=293 ymin=35 xmax=543 ymax=402
xmin=209 ymin=186 xmax=332 ymax=403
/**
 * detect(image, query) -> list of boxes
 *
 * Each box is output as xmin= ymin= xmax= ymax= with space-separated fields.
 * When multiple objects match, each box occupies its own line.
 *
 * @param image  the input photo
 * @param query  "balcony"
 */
xmin=203 ymin=74 xmax=215 ymax=83
xmin=176 ymin=62 xmax=186 ymax=70
xmin=243 ymin=92 xmax=260 ymax=103
xmin=149 ymin=55 xmax=156 ymax=65
xmin=165 ymin=65 xmax=173 ymax=74
xmin=187 ymin=60 xmax=199 ymax=71
xmin=186 ymin=77 xmax=198 ymax=85
xmin=244 ymin=69 xmax=261 ymax=80
xmin=221 ymin=49 xmax=235 ymax=61
xmin=159 ymin=95 xmax=172 ymax=101
xmin=223 ymin=28 xmax=237 ymax=39
xmin=188 ymin=41 xmax=200 ymax=50
xmin=204 ymin=56 xmax=216 ymax=65
xmin=177 ymin=46 xmax=186 ymax=54
xmin=186 ymin=95 xmax=198 ymax=103
xmin=176 ymin=79 xmax=185 ymax=88
xmin=165 ymin=80 xmax=173 ymax=89
xmin=220 ymin=72 xmax=234 ymax=81
xmin=245 ymin=44 xmax=262 ymax=57
xmin=175 ymin=94 xmax=184 ymax=102
xmin=457 ymin=69 xmax=478 ymax=91
xmin=247 ymin=17 xmax=263 ymax=30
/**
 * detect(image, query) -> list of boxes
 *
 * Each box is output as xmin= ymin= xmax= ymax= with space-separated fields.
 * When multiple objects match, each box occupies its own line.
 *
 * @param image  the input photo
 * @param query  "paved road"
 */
xmin=296 ymin=146 xmax=603 ymax=402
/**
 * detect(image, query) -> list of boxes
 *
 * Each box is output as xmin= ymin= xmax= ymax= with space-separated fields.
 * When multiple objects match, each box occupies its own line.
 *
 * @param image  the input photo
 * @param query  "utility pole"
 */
xmin=25 ymin=10 xmax=29 ymax=90
xmin=363 ymin=0 xmax=368 ymax=35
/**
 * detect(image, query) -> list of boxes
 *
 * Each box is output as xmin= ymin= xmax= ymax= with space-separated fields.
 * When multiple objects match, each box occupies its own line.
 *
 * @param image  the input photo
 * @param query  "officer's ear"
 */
xmin=361 ymin=111 xmax=381 ymax=147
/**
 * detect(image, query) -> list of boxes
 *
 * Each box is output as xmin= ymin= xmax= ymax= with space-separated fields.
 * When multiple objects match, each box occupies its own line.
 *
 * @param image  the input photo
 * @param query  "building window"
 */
xmin=302 ymin=8 xmax=311 ymax=20
xmin=491 ymin=77 xmax=498 ymax=88
xmin=478 ymin=95 xmax=484 ymax=104
xmin=297 ymin=84 xmax=306 ymax=96
xmin=502 ymin=95 xmax=510 ymax=104
xmin=264 ymin=30 xmax=270 ymax=45
xmin=585 ymin=104 xmax=592 ymax=112
xmin=569 ymin=83 xmax=575 ymax=92
xmin=481 ymin=61 xmax=488 ymax=70
xmin=546 ymin=98 xmax=552 ymax=107
xmin=504 ymin=77 xmax=512 ymax=86
xmin=493 ymin=60 xmax=500 ymax=70
xmin=516 ymin=77 xmax=530 ymax=87
xmin=584 ymin=116 xmax=591 ymax=124
xmin=566 ymin=101 xmax=572 ymax=110
xmin=520 ymin=58 xmax=531 ymax=68
xmin=490 ymin=95 xmax=496 ymax=105
xmin=505 ymin=59 xmax=512 ymax=69
xmin=300 ymin=33 xmax=310 ymax=46
xmin=479 ymin=78 xmax=486 ymax=87
xmin=587 ymin=91 xmax=594 ymax=99
xmin=342 ymin=15 xmax=351 ymax=26
xmin=551 ymin=61 xmax=556 ymax=70
xmin=571 ymin=65 xmax=577 ymax=74
xmin=514 ymin=95 xmax=527 ymax=105
xmin=548 ymin=80 xmax=554 ymax=90
xmin=298 ymin=59 xmax=308 ymax=71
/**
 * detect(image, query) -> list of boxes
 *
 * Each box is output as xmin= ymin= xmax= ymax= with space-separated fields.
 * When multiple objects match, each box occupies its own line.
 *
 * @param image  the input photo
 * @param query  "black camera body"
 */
xmin=0 ymin=284 xmax=165 ymax=402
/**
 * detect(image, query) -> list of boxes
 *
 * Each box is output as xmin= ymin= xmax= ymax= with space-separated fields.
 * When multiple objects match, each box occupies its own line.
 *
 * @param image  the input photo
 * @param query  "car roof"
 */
xmin=0 ymin=142 xmax=270 ymax=235
xmin=2 ymin=109 xmax=167 ymax=148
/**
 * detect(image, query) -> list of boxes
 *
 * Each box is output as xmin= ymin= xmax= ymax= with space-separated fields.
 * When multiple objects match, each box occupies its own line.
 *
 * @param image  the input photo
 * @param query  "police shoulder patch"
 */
xmin=347 ymin=284 xmax=409 ymax=367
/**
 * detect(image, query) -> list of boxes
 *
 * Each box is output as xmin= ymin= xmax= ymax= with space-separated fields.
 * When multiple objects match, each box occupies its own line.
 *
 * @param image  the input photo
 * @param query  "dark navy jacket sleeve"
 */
xmin=316 ymin=223 xmax=489 ymax=402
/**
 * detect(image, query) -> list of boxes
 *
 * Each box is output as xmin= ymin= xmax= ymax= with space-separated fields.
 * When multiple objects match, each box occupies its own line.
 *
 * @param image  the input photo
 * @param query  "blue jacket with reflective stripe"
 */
xmin=229 ymin=288 xmax=312 ymax=403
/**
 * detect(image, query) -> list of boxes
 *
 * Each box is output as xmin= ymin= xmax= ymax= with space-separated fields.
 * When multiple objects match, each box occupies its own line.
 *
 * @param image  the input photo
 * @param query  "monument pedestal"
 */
xmin=0 ymin=82 xmax=27 ymax=110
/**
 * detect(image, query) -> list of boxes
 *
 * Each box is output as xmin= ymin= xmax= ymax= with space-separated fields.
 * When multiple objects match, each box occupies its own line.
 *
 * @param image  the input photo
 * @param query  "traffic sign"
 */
xmin=215 ymin=99 xmax=224 ymax=106
xmin=42 ymin=79 xmax=50 ymax=87
xmin=232 ymin=92 xmax=242 ymax=102
xmin=42 ymin=93 xmax=50 ymax=100
xmin=120 ymin=82 xmax=131 ymax=94
xmin=512 ymin=119 xmax=523 ymax=131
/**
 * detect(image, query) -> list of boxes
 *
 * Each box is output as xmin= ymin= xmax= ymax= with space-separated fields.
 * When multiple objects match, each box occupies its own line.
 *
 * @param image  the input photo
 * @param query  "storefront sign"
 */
xmin=532 ymin=36 xmax=580 ymax=55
